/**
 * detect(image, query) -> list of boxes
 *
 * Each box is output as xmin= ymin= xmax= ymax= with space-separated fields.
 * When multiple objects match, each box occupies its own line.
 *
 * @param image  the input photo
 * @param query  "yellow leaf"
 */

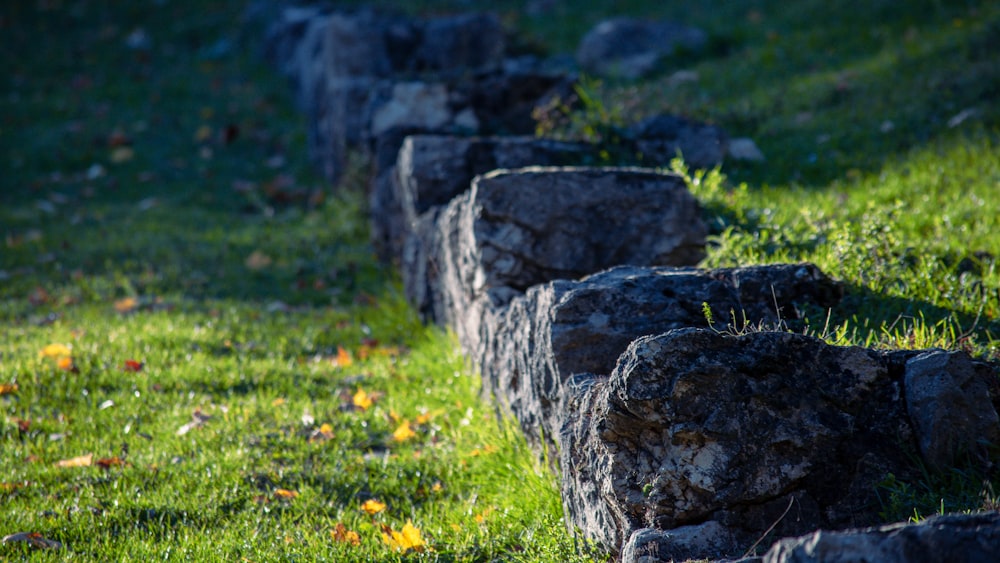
xmin=110 ymin=146 xmax=135 ymax=163
xmin=318 ymin=423 xmax=334 ymax=438
xmin=114 ymin=297 xmax=138 ymax=313
xmin=55 ymin=453 xmax=93 ymax=468
xmin=245 ymin=250 xmax=272 ymax=271
xmin=271 ymin=397 xmax=286 ymax=407
xmin=352 ymin=388 xmax=373 ymax=410
xmin=392 ymin=420 xmax=416 ymax=443
xmin=431 ymin=482 xmax=443 ymax=493
xmin=194 ymin=125 xmax=212 ymax=142
xmin=0 ymin=383 xmax=18 ymax=395
xmin=382 ymin=521 xmax=426 ymax=553
xmin=361 ymin=499 xmax=386 ymax=515
xmin=274 ymin=489 xmax=298 ymax=499
xmin=39 ymin=343 xmax=72 ymax=358
xmin=333 ymin=346 xmax=352 ymax=368
xmin=56 ymin=357 xmax=74 ymax=371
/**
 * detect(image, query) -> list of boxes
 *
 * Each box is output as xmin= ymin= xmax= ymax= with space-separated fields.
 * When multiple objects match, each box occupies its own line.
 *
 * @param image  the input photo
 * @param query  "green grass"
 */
xmin=2 ymin=0 xmax=1000 ymax=560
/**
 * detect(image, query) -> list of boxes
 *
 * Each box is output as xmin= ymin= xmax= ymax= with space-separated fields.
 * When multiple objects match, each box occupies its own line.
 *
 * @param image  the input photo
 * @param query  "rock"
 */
xmin=757 ymin=512 xmax=1000 ymax=563
xmin=728 ymin=137 xmax=766 ymax=162
xmin=622 ymin=522 xmax=740 ymax=563
xmin=560 ymin=328 xmax=1000 ymax=557
xmin=626 ymin=113 xmax=729 ymax=170
xmin=414 ymin=13 xmax=506 ymax=74
xmin=577 ymin=17 xmax=708 ymax=79
xmin=371 ymin=82 xmax=460 ymax=138
xmin=375 ymin=135 xmax=599 ymax=263
xmin=481 ymin=263 xmax=842 ymax=454
xmin=408 ymin=167 xmax=709 ymax=342
xmin=904 ymin=350 xmax=1000 ymax=471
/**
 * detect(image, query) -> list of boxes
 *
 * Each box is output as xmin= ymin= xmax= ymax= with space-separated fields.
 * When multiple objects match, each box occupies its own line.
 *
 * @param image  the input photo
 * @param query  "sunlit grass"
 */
xmin=3 ymin=0 xmax=1000 ymax=558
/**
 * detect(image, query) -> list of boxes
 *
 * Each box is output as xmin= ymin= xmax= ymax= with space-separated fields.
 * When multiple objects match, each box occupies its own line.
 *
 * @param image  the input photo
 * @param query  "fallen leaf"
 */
xmin=1 ymin=532 xmax=62 ymax=549
xmin=244 ymin=250 xmax=272 ymax=270
xmin=352 ymin=388 xmax=373 ymax=410
xmin=28 ymin=286 xmax=50 ymax=306
xmin=110 ymin=146 xmax=135 ymax=163
xmin=56 ymin=357 xmax=75 ymax=371
xmin=0 ymin=383 xmax=18 ymax=395
xmin=39 ymin=343 xmax=72 ymax=358
xmin=308 ymin=422 xmax=335 ymax=443
xmin=271 ymin=397 xmax=286 ymax=407
xmin=392 ymin=420 xmax=417 ymax=443
xmin=55 ymin=453 xmax=93 ymax=468
xmin=95 ymin=456 xmax=127 ymax=469
xmin=114 ymin=297 xmax=139 ymax=313
xmin=381 ymin=520 xmax=426 ymax=553
xmin=332 ymin=523 xmax=361 ymax=546
xmin=274 ymin=489 xmax=298 ymax=499
xmin=194 ymin=125 xmax=212 ymax=143
xmin=333 ymin=346 xmax=352 ymax=368
xmin=176 ymin=408 xmax=212 ymax=436
xmin=122 ymin=359 xmax=143 ymax=372
xmin=361 ymin=499 xmax=386 ymax=515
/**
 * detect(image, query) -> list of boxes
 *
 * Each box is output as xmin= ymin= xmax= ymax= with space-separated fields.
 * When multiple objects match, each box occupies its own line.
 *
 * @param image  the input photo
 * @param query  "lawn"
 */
xmin=2 ymin=0 xmax=999 ymax=561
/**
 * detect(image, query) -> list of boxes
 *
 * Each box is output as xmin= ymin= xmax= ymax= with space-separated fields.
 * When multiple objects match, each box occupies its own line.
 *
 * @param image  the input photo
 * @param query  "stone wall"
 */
xmin=259 ymin=4 xmax=1000 ymax=561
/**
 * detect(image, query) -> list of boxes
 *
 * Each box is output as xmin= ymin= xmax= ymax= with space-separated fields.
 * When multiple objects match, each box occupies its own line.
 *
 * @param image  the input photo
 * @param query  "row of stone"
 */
xmin=259 ymin=5 xmax=1000 ymax=562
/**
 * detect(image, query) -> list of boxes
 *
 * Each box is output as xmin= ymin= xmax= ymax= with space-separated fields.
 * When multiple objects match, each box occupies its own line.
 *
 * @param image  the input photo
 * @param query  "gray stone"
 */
xmin=577 ymin=17 xmax=708 ymax=79
xmin=482 ymin=263 xmax=842 ymax=454
xmin=407 ymin=167 xmax=709 ymax=346
xmin=758 ymin=512 xmax=1000 ymax=563
xmin=622 ymin=522 xmax=740 ymax=563
xmin=625 ymin=113 xmax=728 ymax=170
xmin=905 ymin=350 xmax=1000 ymax=471
xmin=375 ymin=135 xmax=599 ymax=263
xmin=414 ymin=13 xmax=506 ymax=74
xmin=728 ymin=137 xmax=766 ymax=162
xmin=560 ymin=328 xmax=1000 ymax=558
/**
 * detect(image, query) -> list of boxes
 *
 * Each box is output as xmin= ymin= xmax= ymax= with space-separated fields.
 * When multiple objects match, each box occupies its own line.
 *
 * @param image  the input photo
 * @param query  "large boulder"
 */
xmin=404 ymin=167 xmax=709 ymax=344
xmin=577 ymin=17 xmax=708 ymax=79
xmin=376 ymin=135 xmax=599 ymax=263
xmin=481 ymin=263 xmax=843 ymax=454
xmin=749 ymin=511 xmax=1000 ymax=563
xmin=561 ymin=328 xmax=1000 ymax=559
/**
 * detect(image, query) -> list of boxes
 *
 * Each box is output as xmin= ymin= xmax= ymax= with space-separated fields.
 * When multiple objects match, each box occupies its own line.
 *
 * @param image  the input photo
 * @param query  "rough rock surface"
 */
xmin=375 ymin=135 xmax=598 ymax=263
xmin=750 ymin=511 xmax=1000 ymax=563
xmin=904 ymin=350 xmax=1000 ymax=471
xmin=405 ymin=167 xmax=709 ymax=341
xmin=577 ymin=17 xmax=708 ymax=79
xmin=481 ymin=263 xmax=843 ymax=453
xmin=561 ymin=328 xmax=1000 ymax=558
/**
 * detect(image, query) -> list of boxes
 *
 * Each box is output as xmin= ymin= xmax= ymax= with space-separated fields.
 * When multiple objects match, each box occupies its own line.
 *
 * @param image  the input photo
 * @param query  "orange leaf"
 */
xmin=361 ymin=499 xmax=386 ymax=515
xmin=0 ymin=383 xmax=18 ymax=395
xmin=95 ymin=456 xmax=127 ymax=469
xmin=333 ymin=346 xmax=352 ymax=368
xmin=122 ymin=359 xmax=143 ymax=372
xmin=55 ymin=453 xmax=93 ymax=468
xmin=114 ymin=297 xmax=138 ymax=313
xmin=274 ymin=489 xmax=298 ymax=499
xmin=56 ymin=357 xmax=75 ymax=371
xmin=332 ymin=523 xmax=361 ymax=546
xmin=352 ymin=388 xmax=373 ymax=410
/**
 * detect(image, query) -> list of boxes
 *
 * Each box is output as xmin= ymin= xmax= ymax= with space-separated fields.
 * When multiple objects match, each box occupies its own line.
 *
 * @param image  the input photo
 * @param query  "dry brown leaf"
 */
xmin=55 ymin=453 xmax=93 ymax=468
